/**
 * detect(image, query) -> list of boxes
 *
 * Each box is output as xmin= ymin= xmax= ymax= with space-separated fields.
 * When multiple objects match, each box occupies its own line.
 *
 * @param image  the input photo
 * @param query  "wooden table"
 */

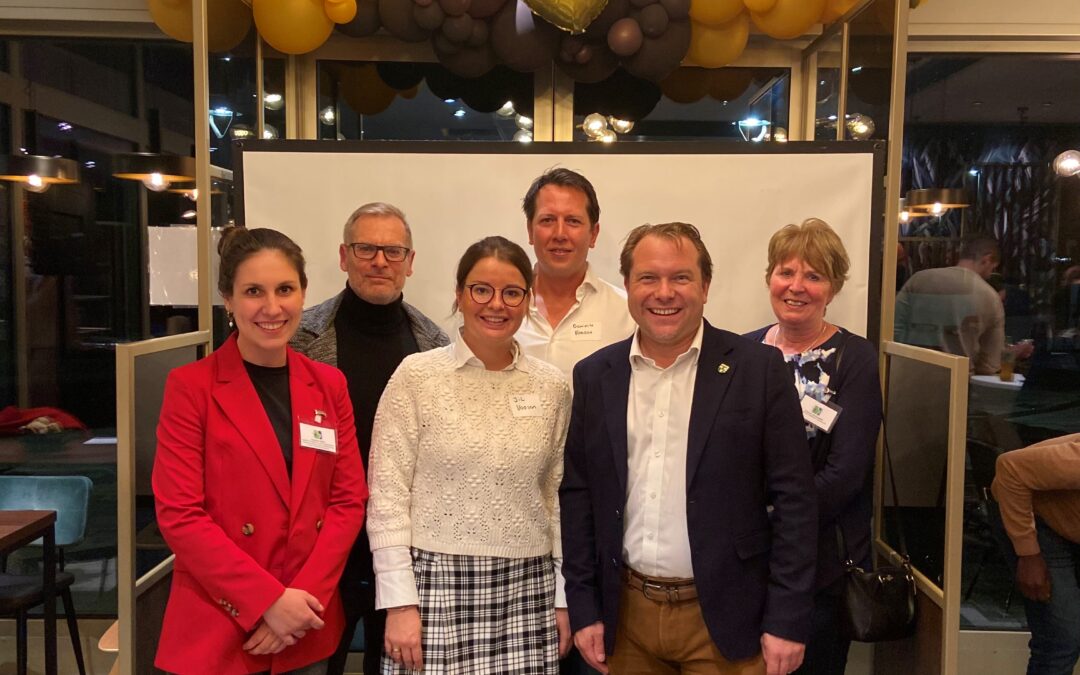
xmin=0 ymin=510 xmax=58 ymax=675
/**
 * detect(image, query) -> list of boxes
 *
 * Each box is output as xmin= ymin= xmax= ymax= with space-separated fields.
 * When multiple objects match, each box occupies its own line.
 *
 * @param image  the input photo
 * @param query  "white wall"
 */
xmin=0 ymin=0 xmax=150 ymax=23
xmin=909 ymin=0 xmax=1080 ymax=37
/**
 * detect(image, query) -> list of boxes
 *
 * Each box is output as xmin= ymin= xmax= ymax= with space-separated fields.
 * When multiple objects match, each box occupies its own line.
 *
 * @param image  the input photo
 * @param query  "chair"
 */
xmin=0 ymin=475 xmax=92 ymax=675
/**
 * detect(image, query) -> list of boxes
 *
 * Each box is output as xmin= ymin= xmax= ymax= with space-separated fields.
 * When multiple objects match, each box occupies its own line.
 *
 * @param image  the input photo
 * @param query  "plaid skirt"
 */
xmin=381 ymin=549 xmax=558 ymax=675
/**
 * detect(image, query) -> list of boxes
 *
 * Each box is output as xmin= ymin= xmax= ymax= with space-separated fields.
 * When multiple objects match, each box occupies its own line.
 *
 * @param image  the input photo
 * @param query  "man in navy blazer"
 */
xmin=560 ymin=223 xmax=818 ymax=675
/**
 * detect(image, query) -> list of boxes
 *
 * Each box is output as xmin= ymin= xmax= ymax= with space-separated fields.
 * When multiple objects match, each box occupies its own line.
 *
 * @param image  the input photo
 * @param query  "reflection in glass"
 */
xmin=882 ymin=353 xmax=952 ymax=590
xmin=845 ymin=0 xmax=895 ymax=140
xmin=317 ymin=61 xmax=533 ymax=141
xmin=813 ymin=33 xmax=842 ymax=141
xmin=573 ymin=66 xmax=789 ymax=143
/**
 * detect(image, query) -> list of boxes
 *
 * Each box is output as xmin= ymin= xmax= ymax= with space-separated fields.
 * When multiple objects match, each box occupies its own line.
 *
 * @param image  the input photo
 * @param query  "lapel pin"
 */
xmin=314 ymin=409 xmax=326 ymax=424
xmin=717 ymin=363 xmax=730 ymax=374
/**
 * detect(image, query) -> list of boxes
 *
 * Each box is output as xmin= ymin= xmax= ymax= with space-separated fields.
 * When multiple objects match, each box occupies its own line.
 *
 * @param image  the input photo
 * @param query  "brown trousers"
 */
xmin=609 ymin=580 xmax=765 ymax=675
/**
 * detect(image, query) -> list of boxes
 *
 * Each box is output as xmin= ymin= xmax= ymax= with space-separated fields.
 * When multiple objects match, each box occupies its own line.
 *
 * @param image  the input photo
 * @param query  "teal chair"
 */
xmin=0 ymin=475 xmax=92 ymax=675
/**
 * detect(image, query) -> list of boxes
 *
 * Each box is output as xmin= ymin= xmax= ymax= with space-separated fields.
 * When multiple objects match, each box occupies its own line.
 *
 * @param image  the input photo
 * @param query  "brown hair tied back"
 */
xmin=217 ymin=226 xmax=308 ymax=297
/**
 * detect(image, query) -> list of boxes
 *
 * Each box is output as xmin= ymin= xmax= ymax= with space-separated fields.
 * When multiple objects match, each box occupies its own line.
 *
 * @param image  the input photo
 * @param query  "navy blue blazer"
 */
xmin=559 ymin=321 xmax=818 ymax=661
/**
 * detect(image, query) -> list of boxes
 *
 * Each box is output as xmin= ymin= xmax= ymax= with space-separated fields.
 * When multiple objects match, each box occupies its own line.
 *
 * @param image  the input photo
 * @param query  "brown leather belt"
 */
xmin=623 ymin=567 xmax=698 ymax=603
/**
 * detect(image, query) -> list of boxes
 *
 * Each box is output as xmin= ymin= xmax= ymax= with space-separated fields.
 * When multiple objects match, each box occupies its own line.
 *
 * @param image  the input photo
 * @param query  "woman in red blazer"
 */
xmin=153 ymin=227 xmax=368 ymax=675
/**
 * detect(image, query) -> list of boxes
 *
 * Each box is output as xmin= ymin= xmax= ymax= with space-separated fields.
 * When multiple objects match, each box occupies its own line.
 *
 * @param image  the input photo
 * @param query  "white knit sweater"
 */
xmin=367 ymin=339 xmax=571 ymax=566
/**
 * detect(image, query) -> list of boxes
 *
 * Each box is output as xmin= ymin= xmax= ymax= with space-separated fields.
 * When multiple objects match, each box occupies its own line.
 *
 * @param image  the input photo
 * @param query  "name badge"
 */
xmin=510 ymin=394 xmax=542 ymax=418
xmin=801 ymin=396 xmax=842 ymax=433
xmin=299 ymin=422 xmax=337 ymax=453
xmin=570 ymin=321 xmax=601 ymax=341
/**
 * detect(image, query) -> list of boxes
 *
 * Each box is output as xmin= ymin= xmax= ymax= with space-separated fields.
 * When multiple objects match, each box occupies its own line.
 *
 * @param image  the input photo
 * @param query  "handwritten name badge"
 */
xmin=801 ymin=397 xmax=842 ymax=433
xmin=299 ymin=422 xmax=338 ymax=453
xmin=510 ymin=394 xmax=543 ymax=418
xmin=570 ymin=321 xmax=601 ymax=341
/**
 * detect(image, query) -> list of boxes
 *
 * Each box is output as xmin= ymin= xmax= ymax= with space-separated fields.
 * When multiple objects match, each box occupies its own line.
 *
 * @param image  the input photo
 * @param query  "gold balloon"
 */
xmin=325 ymin=0 xmax=357 ymax=22
xmin=523 ymin=0 xmax=608 ymax=34
xmin=148 ymin=0 xmax=253 ymax=52
xmin=685 ymin=12 xmax=748 ymax=68
xmin=741 ymin=0 xmax=777 ymax=11
xmin=749 ymin=0 xmax=825 ymax=39
xmin=253 ymin=0 xmax=334 ymax=54
xmin=821 ymin=0 xmax=857 ymax=22
xmin=688 ymin=0 xmax=743 ymax=27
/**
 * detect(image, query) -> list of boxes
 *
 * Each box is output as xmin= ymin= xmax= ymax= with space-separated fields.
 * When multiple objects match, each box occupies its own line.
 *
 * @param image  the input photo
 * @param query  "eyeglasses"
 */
xmin=347 ymin=243 xmax=411 ymax=262
xmin=465 ymin=283 xmax=528 ymax=307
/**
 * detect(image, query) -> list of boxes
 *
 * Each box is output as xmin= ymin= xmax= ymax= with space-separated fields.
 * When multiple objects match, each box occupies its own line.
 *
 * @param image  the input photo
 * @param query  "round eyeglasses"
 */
xmin=347 ymin=243 xmax=411 ymax=262
xmin=465 ymin=283 xmax=528 ymax=307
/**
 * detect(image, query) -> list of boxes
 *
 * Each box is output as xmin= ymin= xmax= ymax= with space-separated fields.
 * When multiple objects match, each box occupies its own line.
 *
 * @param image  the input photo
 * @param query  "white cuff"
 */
xmin=553 ymin=557 xmax=567 ymax=609
xmin=373 ymin=546 xmax=419 ymax=609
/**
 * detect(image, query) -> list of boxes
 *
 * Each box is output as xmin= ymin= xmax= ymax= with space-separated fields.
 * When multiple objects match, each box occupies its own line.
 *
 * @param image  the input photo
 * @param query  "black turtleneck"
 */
xmin=334 ymin=286 xmax=420 ymax=466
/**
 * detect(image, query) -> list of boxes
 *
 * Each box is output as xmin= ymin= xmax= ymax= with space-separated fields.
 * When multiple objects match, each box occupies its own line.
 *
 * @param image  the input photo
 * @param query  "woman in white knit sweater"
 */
xmin=367 ymin=236 xmax=572 ymax=674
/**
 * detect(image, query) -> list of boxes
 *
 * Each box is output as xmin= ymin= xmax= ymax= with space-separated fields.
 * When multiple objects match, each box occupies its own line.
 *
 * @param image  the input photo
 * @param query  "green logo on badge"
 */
xmin=314 ymin=429 xmax=323 ymax=440
xmin=813 ymin=405 xmax=823 ymax=416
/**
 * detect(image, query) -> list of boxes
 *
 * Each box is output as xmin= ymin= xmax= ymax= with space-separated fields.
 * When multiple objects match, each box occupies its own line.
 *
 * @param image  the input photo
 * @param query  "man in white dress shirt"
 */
xmin=560 ymin=222 xmax=817 ymax=675
xmin=516 ymin=168 xmax=636 ymax=378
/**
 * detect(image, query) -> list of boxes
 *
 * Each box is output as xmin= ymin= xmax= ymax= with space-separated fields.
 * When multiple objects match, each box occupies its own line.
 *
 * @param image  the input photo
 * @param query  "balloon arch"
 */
xmin=149 ymin=0 xmax=912 ymax=105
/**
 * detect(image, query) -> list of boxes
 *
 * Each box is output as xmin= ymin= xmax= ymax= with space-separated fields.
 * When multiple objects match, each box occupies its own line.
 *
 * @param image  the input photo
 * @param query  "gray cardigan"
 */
xmin=290 ymin=290 xmax=450 ymax=367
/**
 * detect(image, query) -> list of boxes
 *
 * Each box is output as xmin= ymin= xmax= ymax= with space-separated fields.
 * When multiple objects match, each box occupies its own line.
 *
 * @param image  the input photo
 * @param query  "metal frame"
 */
xmin=115 ymin=329 xmax=211 ymax=675
xmin=877 ymin=340 xmax=967 ymax=675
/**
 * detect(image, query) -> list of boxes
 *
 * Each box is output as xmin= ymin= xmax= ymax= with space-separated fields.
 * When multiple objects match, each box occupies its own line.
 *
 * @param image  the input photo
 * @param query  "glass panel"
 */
xmin=0 ymin=103 xmax=12 ymax=406
xmin=813 ymin=32 xmax=842 ymax=141
xmin=318 ymin=61 xmax=533 ymax=141
xmin=262 ymin=57 xmax=287 ymax=141
xmin=898 ymin=51 xmax=1080 ymax=632
xmin=22 ymin=40 xmax=137 ymax=116
xmin=843 ymin=0 xmax=895 ymax=141
xmin=208 ymin=35 xmax=257 ymax=170
xmin=882 ymin=352 xmax=953 ymax=591
xmin=572 ymin=66 xmax=789 ymax=143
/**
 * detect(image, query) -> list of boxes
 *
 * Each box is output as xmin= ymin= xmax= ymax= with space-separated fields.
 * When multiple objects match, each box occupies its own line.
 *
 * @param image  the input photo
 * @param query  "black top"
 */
xmin=244 ymin=361 xmax=293 ymax=476
xmin=744 ymin=325 xmax=883 ymax=592
xmin=335 ymin=288 xmax=421 ymax=465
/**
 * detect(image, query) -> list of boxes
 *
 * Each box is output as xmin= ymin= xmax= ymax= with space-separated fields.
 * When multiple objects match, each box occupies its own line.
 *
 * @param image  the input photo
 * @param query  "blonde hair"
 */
xmin=765 ymin=218 xmax=850 ymax=293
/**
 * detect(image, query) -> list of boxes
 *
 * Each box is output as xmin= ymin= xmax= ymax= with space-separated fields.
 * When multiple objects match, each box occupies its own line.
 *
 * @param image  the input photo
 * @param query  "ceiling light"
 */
xmin=113 ymin=152 xmax=195 ymax=192
xmin=496 ymin=101 xmax=516 ymax=118
xmin=263 ymin=124 xmax=279 ymax=140
xmin=582 ymin=113 xmax=607 ymax=139
xmin=263 ymin=93 xmax=284 ymax=111
xmin=608 ymin=117 xmax=634 ymax=134
xmin=1053 ymin=150 xmax=1080 ymax=177
xmin=907 ymin=188 xmax=969 ymax=214
xmin=772 ymin=127 xmax=788 ymax=143
xmin=453 ymin=109 xmax=466 ymax=118
xmin=320 ymin=106 xmax=336 ymax=125
xmin=0 ymin=154 xmax=80 ymax=192
xmin=513 ymin=130 xmax=532 ymax=143
xmin=515 ymin=115 xmax=533 ymax=132
xmin=598 ymin=129 xmax=617 ymax=143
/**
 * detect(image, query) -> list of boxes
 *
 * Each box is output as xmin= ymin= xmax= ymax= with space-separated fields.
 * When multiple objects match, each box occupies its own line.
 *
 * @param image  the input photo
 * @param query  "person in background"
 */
xmin=368 ymin=236 xmax=572 ymax=674
xmin=561 ymin=222 xmax=817 ymax=675
xmin=291 ymin=202 xmax=448 ymax=675
xmin=516 ymin=168 xmax=636 ymax=378
xmin=993 ymin=433 xmax=1080 ymax=675
xmin=745 ymin=218 xmax=882 ymax=675
xmin=153 ymin=227 xmax=368 ymax=675
xmin=894 ymin=235 xmax=1014 ymax=374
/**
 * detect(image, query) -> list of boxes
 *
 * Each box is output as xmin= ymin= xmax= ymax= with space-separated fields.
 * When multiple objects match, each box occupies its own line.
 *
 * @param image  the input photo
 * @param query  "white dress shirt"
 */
xmin=623 ymin=321 xmax=704 ymax=579
xmin=517 ymin=264 xmax=637 ymax=378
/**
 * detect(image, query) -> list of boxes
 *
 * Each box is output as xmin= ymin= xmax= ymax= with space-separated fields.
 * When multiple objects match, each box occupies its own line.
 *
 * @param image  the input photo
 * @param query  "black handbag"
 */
xmin=819 ymin=334 xmax=917 ymax=642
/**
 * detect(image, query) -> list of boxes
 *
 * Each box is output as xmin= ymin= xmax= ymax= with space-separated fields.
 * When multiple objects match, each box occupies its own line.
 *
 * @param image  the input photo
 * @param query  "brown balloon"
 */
xmin=557 ymin=41 xmax=619 ymax=82
xmin=585 ymin=0 xmax=629 ymax=37
xmin=491 ymin=0 xmax=559 ymax=72
xmin=414 ymin=0 xmax=433 ymax=6
xmin=441 ymin=13 xmax=475 ymax=41
xmin=466 ymin=0 xmax=507 ymax=17
xmin=438 ymin=0 xmax=470 ymax=16
xmin=380 ymin=0 xmax=433 ymax=41
xmin=707 ymin=67 xmax=753 ymax=101
xmin=339 ymin=63 xmax=398 ymax=115
xmin=660 ymin=66 xmax=710 ymax=103
xmin=435 ymin=41 xmax=498 ymax=78
xmin=414 ymin=1 xmax=446 ymax=30
xmin=336 ymin=0 xmax=381 ymax=36
xmin=607 ymin=17 xmax=643 ymax=56
xmin=467 ymin=17 xmax=490 ymax=44
xmin=637 ymin=3 xmax=668 ymax=37
xmin=623 ymin=16 xmax=690 ymax=82
xmin=658 ymin=0 xmax=688 ymax=20
xmin=433 ymin=32 xmax=462 ymax=54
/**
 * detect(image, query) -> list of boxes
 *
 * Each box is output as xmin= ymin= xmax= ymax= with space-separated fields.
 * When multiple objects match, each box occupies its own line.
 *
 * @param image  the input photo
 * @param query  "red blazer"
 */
xmin=153 ymin=334 xmax=368 ymax=674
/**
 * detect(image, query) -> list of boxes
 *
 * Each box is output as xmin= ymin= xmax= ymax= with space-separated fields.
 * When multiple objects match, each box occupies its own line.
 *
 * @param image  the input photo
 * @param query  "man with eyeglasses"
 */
xmin=517 ymin=168 xmax=636 ymax=379
xmin=291 ymin=201 xmax=449 ymax=675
